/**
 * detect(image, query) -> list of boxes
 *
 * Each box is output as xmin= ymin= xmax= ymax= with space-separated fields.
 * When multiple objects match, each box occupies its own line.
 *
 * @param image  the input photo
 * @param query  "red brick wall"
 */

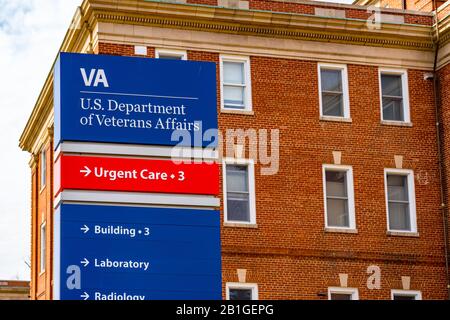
xmin=92 ymin=43 xmax=448 ymax=299
xmin=32 ymin=138 xmax=53 ymax=300
xmin=438 ymin=62 xmax=450 ymax=290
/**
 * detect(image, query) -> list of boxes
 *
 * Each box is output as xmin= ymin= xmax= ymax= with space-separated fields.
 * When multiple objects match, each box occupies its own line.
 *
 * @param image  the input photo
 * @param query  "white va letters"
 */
xmin=80 ymin=68 xmax=109 ymax=87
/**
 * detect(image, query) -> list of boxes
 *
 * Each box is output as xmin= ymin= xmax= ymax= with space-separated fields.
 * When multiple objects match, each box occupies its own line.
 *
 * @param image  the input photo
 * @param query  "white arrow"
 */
xmin=80 ymin=225 xmax=89 ymax=234
xmin=81 ymin=292 xmax=89 ymax=300
xmin=80 ymin=166 xmax=92 ymax=177
xmin=81 ymin=258 xmax=89 ymax=267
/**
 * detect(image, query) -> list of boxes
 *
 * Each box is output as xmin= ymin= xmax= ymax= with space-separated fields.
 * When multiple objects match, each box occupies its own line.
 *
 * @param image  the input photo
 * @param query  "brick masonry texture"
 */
xmin=184 ymin=0 xmax=434 ymax=25
xmin=83 ymin=44 xmax=449 ymax=299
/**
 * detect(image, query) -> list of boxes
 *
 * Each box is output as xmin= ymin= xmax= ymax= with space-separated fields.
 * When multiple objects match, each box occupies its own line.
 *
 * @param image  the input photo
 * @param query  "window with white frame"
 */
xmin=155 ymin=49 xmax=187 ymax=60
xmin=318 ymin=64 xmax=350 ymax=118
xmin=385 ymin=169 xmax=417 ymax=233
xmin=323 ymin=165 xmax=356 ymax=230
xmin=223 ymin=159 xmax=256 ymax=224
xmin=40 ymin=149 xmax=46 ymax=190
xmin=220 ymin=55 xmax=252 ymax=111
xmin=226 ymin=283 xmax=258 ymax=300
xmin=40 ymin=222 xmax=46 ymax=274
xmin=391 ymin=290 xmax=422 ymax=300
xmin=379 ymin=69 xmax=410 ymax=123
xmin=328 ymin=287 xmax=359 ymax=300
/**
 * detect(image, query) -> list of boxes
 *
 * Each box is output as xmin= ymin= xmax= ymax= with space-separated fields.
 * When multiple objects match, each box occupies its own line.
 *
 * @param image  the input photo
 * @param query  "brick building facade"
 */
xmin=19 ymin=0 xmax=450 ymax=300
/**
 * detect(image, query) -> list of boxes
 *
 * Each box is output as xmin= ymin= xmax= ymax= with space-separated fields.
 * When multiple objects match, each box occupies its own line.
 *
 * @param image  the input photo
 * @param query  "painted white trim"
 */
xmin=223 ymin=158 xmax=257 ymax=225
xmin=391 ymin=289 xmax=422 ymax=300
xmin=39 ymin=221 xmax=46 ymax=275
xmin=328 ymin=287 xmax=359 ymax=300
xmin=220 ymin=55 xmax=252 ymax=112
xmin=384 ymin=168 xmax=417 ymax=234
xmin=318 ymin=63 xmax=350 ymax=119
xmin=322 ymin=164 xmax=356 ymax=231
xmin=226 ymin=282 xmax=259 ymax=300
xmin=54 ymin=190 xmax=220 ymax=209
xmin=378 ymin=68 xmax=410 ymax=124
xmin=55 ymin=141 xmax=218 ymax=161
xmin=155 ymin=48 xmax=187 ymax=60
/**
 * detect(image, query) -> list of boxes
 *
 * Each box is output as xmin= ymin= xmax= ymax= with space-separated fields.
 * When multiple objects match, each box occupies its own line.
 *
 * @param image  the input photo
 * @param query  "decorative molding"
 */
xmin=237 ymin=269 xmax=247 ymax=283
xmin=97 ymin=23 xmax=435 ymax=70
xmin=401 ymin=276 xmax=411 ymax=290
xmin=339 ymin=273 xmax=348 ymax=287
xmin=92 ymin=10 xmax=433 ymax=51
xmin=333 ymin=151 xmax=342 ymax=165
xmin=394 ymin=155 xmax=403 ymax=169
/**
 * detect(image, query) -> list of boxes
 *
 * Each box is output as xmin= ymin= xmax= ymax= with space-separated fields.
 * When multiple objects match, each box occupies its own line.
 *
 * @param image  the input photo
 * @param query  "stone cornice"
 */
xmin=89 ymin=0 xmax=434 ymax=50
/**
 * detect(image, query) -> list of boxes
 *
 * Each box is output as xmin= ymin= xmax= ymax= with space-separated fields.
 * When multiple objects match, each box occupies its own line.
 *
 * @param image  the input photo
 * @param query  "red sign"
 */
xmin=55 ymin=155 xmax=219 ymax=196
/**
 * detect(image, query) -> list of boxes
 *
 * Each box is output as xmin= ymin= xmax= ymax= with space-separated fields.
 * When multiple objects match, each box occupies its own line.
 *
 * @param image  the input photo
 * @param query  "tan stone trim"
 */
xmin=223 ymin=223 xmax=258 ymax=228
xmin=29 ymin=154 xmax=39 ymax=170
xmin=437 ymin=41 xmax=450 ymax=69
xmin=91 ymin=9 xmax=433 ymax=51
xmin=98 ymin=23 xmax=435 ymax=70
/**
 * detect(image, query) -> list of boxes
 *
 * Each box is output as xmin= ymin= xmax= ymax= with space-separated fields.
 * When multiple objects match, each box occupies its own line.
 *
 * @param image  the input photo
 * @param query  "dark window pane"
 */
xmin=226 ymin=165 xmax=248 ymax=192
xmin=229 ymin=289 xmax=252 ymax=300
xmin=322 ymin=93 xmax=343 ymax=117
xmin=387 ymin=175 xmax=408 ymax=201
xmin=227 ymin=193 xmax=250 ymax=222
xmin=158 ymin=55 xmax=183 ymax=60
xmin=389 ymin=202 xmax=411 ymax=231
xmin=330 ymin=293 xmax=352 ymax=300
xmin=327 ymin=199 xmax=349 ymax=227
xmin=381 ymin=74 xmax=402 ymax=97
xmin=393 ymin=295 xmax=416 ymax=300
xmin=326 ymin=171 xmax=347 ymax=197
xmin=321 ymin=69 xmax=342 ymax=92
xmin=382 ymin=97 xmax=404 ymax=121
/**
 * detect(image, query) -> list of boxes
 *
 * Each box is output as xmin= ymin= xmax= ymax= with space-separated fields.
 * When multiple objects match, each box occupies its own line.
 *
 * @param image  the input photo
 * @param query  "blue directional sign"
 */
xmin=53 ymin=52 xmax=218 ymax=148
xmin=54 ymin=204 xmax=222 ymax=300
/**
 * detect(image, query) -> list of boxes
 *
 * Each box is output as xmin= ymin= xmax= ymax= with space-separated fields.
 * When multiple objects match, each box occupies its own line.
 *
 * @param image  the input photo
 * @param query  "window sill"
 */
xmin=320 ymin=116 xmax=352 ymax=123
xmin=387 ymin=231 xmax=419 ymax=237
xmin=325 ymin=227 xmax=358 ymax=234
xmin=224 ymin=222 xmax=258 ymax=229
xmin=381 ymin=121 xmax=413 ymax=127
xmin=221 ymin=109 xmax=254 ymax=116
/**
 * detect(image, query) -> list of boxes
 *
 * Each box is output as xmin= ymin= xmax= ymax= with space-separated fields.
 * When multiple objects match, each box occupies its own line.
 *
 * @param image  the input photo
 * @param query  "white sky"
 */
xmin=0 ymin=0 xmax=353 ymax=281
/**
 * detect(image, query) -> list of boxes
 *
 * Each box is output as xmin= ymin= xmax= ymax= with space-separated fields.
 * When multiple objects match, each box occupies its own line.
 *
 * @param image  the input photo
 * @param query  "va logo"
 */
xmin=80 ymin=68 xmax=109 ymax=87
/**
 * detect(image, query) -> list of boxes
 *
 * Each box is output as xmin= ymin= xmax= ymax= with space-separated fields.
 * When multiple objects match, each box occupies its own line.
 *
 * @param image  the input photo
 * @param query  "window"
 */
xmin=328 ymin=287 xmax=359 ymax=300
xmin=391 ymin=290 xmax=422 ymax=300
xmin=155 ymin=49 xmax=187 ymax=60
xmin=385 ymin=169 xmax=417 ymax=233
xmin=223 ymin=159 xmax=256 ymax=225
xmin=40 ymin=149 xmax=46 ymax=190
xmin=318 ymin=64 xmax=350 ymax=119
xmin=220 ymin=55 xmax=252 ymax=111
xmin=226 ymin=283 xmax=258 ymax=300
xmin=379 ymin=69 xmax=410 ymax=123
xmin=40 ymin=222 xmax=46 ymax=274
xmin=323 ymin=165 xmax=356 ymax=230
